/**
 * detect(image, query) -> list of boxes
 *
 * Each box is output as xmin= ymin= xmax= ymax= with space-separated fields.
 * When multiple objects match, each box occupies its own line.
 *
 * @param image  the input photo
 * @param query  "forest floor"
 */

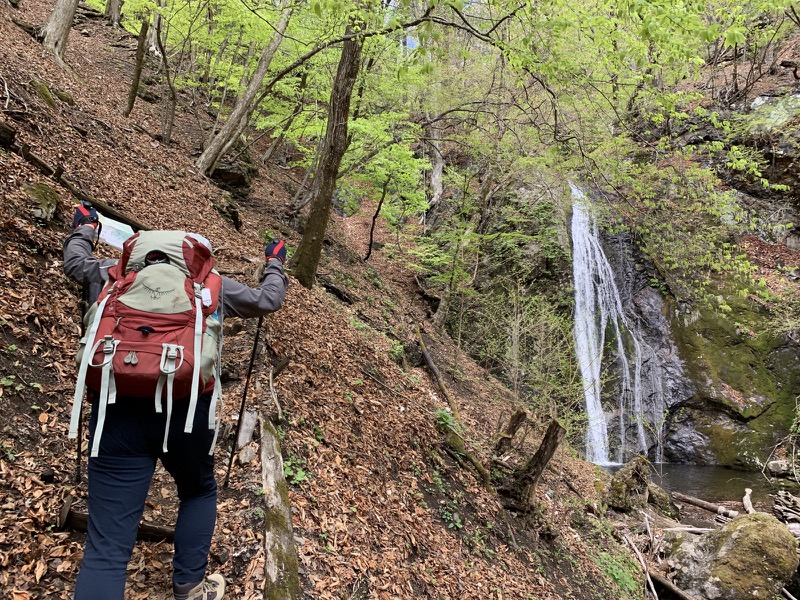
xmin=0 ymin=2 xmax=797 ymax=600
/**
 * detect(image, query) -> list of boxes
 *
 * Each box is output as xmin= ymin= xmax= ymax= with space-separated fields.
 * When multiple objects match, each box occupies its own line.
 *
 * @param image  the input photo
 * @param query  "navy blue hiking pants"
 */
xmin=74 ymin=394 xmax=217 ymax=600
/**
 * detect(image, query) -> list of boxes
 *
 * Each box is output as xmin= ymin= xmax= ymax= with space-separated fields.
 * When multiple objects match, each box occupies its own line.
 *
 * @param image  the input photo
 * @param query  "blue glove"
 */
xmin=72 ymin=202 xmax=99 ymax=229
xmin=265 ymin=239 xmax=286 ymax=263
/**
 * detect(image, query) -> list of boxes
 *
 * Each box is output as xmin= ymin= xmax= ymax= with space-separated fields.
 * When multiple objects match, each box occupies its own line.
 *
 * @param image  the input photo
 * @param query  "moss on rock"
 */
xmin=671 ymin=513 xmax=798 ymax=599
xmin=669 ymin=292 xmax=800 ymax=467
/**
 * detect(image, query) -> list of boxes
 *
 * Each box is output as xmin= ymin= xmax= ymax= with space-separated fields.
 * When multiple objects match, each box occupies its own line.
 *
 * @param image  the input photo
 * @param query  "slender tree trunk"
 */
xmin=262 ymin=70 xmax=308 ymax=164
xmin=123 ymin=18 xmax=149 ymax=117
xmin=290 ymin=20 xmax=364 ymax=288
xmin=195 ymin=5 xmax=292 ymax=176
xmin=155 ymin=18 xmax=177 ymax=143
xmin=39 ymin=0 xmax=79 ymax=63
xmin=364 ymin=176 xmax=390 ymax=261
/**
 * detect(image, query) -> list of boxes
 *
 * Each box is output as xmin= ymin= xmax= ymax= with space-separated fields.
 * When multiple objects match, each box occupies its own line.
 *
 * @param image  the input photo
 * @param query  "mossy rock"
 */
xmin=671 ymin=513 xmax=798 ymax=599
xmin=646 ymin=482 xmax=680 ymax=519
xmin=52 ymin=88 xmax=76 ymax=106
xmin=31 ymin=80 xmax=56 ymax=109
xmin=606 ymin=455 xmax=650 ymax=512
xmin=668 ymin=292 xmax=800 ymax=467
xmin=24 ymin=182 xmax=60 ymax=221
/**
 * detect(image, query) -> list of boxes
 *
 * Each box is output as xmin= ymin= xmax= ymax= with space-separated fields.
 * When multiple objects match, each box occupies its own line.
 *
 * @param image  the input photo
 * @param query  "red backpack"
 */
xmin=69 ymin=231 xmax=223 ymax=457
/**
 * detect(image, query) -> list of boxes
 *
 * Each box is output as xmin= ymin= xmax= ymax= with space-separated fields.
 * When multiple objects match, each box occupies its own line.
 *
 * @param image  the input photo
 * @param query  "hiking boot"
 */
xmin=173 ymin=573 xmax=225 ymax=600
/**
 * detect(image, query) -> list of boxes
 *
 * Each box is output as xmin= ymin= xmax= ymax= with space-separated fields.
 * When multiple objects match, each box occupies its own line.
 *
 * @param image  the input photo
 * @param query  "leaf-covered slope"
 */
xmin=0 ymin=3 xmax=639 ymax=599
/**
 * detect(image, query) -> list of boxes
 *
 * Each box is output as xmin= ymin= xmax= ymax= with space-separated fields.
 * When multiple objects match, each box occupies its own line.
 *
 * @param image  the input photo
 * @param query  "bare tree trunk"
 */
xmin=424 ymin=114 xmax=444 ymax=231
xmin=287 ymin=20 xmax=364 ymax=288
xmin=195 ymin=5 xmax=292 ymax=176
xmin=504 ymin=420 xmax=565 ymax=506
xmin=146 ymin=2 xmax=163 ymax=58
xmin=122 ymin=18 xmax=149 ymax=118
xmin=104 ymin=0 xmax=122 ymax=27
xmin=494 ymin=408 xmax=528 ymax=456
xmin=39 ymin=0 xmax=79 ymax=63
xmin=364 ymin=176 xmax=390 ymax=261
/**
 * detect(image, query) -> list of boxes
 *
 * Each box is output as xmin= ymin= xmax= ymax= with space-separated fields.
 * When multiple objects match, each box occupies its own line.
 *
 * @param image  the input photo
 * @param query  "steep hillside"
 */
xmin=0 ymin=3 xmax=643 ymax=599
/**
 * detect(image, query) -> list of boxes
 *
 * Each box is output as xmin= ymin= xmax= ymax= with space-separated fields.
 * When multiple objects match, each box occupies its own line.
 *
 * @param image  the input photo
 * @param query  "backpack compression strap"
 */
xmin=183 ymin=289 xmax=204 ymax=434
xmin=155 ymin=344 xmax=184 ymax=452
xmin=69 ymin=294 xmax=112 ymax=440
xmin=89 ymin=335 xmax=120 ymax=457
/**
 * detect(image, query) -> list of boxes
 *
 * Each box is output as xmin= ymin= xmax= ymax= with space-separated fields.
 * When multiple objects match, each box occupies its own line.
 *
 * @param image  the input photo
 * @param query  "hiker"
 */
xmin=63 ymin=203 xmax=289 ymax=600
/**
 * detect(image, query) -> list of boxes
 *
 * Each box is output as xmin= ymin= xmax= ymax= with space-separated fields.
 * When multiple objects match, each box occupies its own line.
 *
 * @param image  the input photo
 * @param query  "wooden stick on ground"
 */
xmin=623 ymin=534 xmax=658 ymax=599
xmin=743 ymin=488 xmax=755 ymax=514
xmin=648 ymin=570 xmax=699 ymax=600
xmin=58 ymin=496 xmax=174 ymax=542
xmin=672 ymin=492 xmax=739 ymax=519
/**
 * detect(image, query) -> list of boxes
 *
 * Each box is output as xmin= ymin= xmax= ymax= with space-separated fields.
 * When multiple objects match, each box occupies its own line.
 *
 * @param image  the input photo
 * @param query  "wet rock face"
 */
xmin=601 ymin=232 xmax=695 ymax=461
xmin=669 ymin=513 xmax=799 ymax=600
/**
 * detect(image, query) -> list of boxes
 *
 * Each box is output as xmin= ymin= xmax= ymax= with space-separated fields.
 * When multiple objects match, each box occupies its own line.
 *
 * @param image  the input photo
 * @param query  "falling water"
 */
xmin=571 ymin=184 xmax=666 ymax=465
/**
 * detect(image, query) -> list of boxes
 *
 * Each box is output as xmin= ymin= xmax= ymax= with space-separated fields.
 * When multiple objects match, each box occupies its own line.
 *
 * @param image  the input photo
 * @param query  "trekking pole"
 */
xmin=223 ymin=314 xmax=264 ymax=488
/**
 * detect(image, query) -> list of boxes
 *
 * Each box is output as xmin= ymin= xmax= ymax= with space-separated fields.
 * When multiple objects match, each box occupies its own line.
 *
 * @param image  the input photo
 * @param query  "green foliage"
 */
xmin=591 ymin=551 xmax=641 ymax=599
xmin=1 ymin=375 xmax=23 ymax=392
xmin=434 ymin=408 xmax=458 ymax=433
xmin=439 ymin=502 xmax=463 ymax=530
xmin=283 ymin=454 xmax=311 ymax=486
xmin=1 ymin=442 xmax=17 ymax=462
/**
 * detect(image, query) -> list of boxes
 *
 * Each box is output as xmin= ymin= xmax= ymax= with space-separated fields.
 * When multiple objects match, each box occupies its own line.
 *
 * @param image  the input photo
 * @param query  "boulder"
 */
xmin=606 ymin=455 xmax=651 ymax=512
xmin=669 ymin=513 xmax=798 ymax=600
xmin=25 ymin=182 xmax=60 ymax=221
xmin=606 ymin=455 xmax=680 ymax=518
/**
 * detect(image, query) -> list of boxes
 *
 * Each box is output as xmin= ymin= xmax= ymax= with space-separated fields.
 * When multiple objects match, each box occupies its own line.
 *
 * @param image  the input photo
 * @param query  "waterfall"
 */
xmin=571 ymin=184 xmax=666 ymax=465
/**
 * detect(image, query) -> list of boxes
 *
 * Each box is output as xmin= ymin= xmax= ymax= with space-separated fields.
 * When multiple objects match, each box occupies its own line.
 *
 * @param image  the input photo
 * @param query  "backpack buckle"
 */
xmin=160 ymin=344 xmax=184 ymax=374
xmin=89 ymin=335 xmax=119 ymax=368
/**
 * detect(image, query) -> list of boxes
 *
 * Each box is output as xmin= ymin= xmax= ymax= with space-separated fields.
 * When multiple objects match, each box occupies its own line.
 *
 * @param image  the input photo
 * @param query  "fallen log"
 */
xmin=0 ymin=121 xmax=149 ymax=231
xmin=672 ymin=492 xmax=739 ymax=519
xmin=662 ymin=527 xmax=714 ymax=534
xmin=259 ymin=413 xmax=301 ymax=598
xmin=58 ymin=496 xmax=174 ymax=542
xmin=416 ymin=325 xmax=460 ymax=421
xmin=0 ymin=122 xmax=16 ymax=147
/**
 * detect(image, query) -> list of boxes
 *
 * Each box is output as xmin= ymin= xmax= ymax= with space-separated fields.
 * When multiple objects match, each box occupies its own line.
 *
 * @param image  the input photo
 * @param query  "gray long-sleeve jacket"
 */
xmin=63 ymin=226 xmax=289 ymax=319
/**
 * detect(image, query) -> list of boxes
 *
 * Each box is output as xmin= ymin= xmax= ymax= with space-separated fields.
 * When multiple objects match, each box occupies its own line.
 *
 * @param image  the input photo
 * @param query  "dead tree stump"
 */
xmin=502 ymin=419 xmax=565 ymax=507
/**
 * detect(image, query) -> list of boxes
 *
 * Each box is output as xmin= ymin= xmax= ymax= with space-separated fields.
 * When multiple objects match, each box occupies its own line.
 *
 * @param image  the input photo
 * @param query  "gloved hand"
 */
xmin=265 ymin=239 xmax=286 ymax=263
xmin=72 ymin=202 xmax=99 ymax=229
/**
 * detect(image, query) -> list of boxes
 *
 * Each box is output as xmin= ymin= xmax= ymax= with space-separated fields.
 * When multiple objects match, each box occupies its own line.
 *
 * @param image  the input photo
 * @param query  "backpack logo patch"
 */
xmin=143 ymin=283 xmax=175 ymax=300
